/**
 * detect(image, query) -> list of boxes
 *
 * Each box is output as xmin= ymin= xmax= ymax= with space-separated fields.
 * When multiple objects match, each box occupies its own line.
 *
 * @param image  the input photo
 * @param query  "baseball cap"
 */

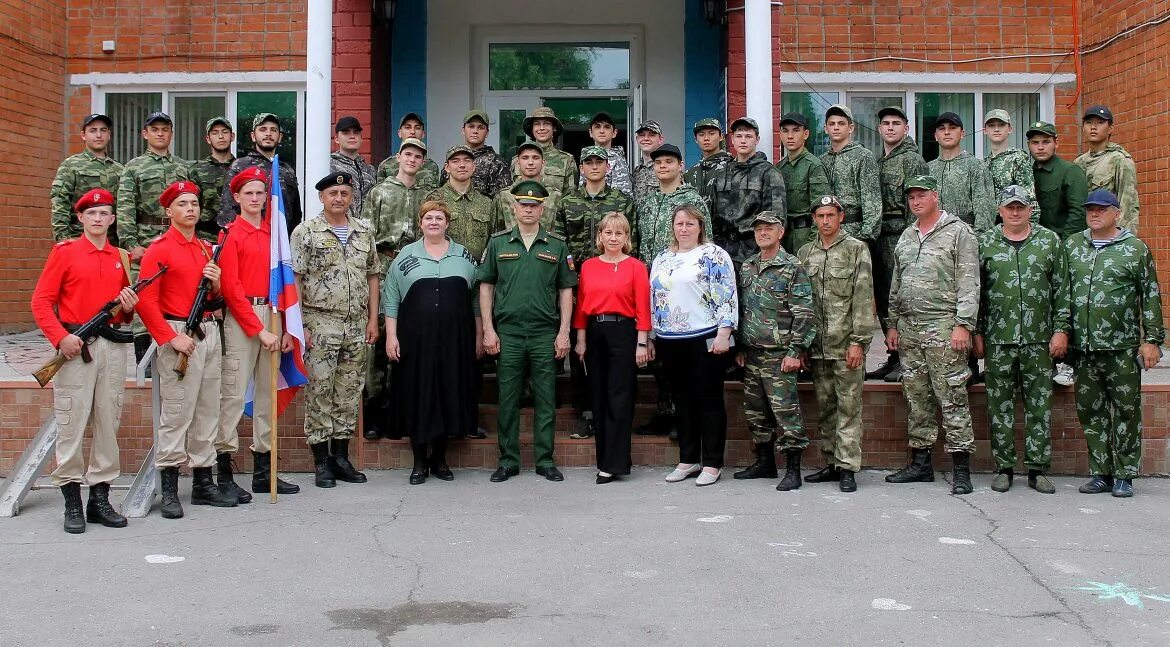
xmin=648 ymin=143 xmax=683 ymax=161
xmin=462 ymin=109 xmax=490 ymax=126
xmin=905 ymin=175 xmax=939 ymax=193
xmin=998 ymin=185 xmax=1032 ymax=207
xmin=398 ymin=137 xmax=427 ymax=154
xmin=935 ymin=112 xmax=964 ymax=129
xmin=984 ymin=109 xmax=1011 ymax=125
xmin=825 ymin=104 xmax=854 ymax=122
xmin=1025 ymin=121 xmax=1057 ymax=138
xmin=398 ymin=112 xmax=424 ymax=128
xmin=143 ymin=111 xmax=173 ymax=128
xmin=635 ymin=120 xmax=663 ymax=135
xmin=204 ymin=116 xmax=232 ymax=134
xmin=877 ymin=106 xmax=908 ymax=122
xmin=335 ymin=116 xmax=362 ymax=132
xmin=1083 ymin=189 xmax=1120 ymax=208
xmin=444 ymin=144 xmax=474 ymax=161
xmin=730 ymin=116 xmax=759 ymax=133
xmin=252 ymin=112 xmax=281 ymax=131
xmin=752 ymin=211 xmax=785 ymax=226
xmin=814 ymin=195 xmax=844 ymax=212
xmin=81 ymin=113 xmax=112 ymax=130
xmin=516 ymin=139 xmax=544 ymax=156
xmin=1083 ymin=105 xmax=1113 ymax=123
xmin=579 ymin=145 xmax=608 ymax=162
xmin=590 ymin=112 xmax=616 ymax=127
xmin=779 ymin=112 xmax=808 ymax=128
xmin=692 ymin=117 xmax=723 ymax=133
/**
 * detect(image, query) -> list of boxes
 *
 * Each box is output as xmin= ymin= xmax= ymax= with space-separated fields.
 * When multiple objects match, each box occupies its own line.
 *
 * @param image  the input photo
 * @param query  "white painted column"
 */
xmin=743 ymin=0 xmax=774 ymax=160
xmin=304 ymin=0 xmax=334 ymax=219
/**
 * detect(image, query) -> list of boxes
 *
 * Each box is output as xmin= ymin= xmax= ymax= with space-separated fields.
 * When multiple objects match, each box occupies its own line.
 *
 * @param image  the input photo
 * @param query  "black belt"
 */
xmin=594 ymin=314 xmax=631 ymax=323
xmin=62 ymin=322 xmax=133 ymax=344
xmin=788 ymin=216 xmax=812 ymax=230
xmin=164 ymin=313 xmax=219 ymax=324
xmin=248 ymin=297 xmax=270 ymax=306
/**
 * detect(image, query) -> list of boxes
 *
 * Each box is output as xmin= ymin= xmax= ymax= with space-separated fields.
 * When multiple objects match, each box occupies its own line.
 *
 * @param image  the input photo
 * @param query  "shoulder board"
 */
xmin=546 ymin=231 xmax=566 ymax=241
xmin=490 ymin=229 xmax=511 ymax=238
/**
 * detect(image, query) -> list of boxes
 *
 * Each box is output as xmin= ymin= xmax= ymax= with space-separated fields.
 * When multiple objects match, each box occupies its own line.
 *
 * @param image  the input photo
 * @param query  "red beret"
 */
xmin=229 ymin=167 xmax=269 ymax=195
xmin=74 ymin=188 xmax=115 ymax=213
xmin=159 ymin=181 xmax=201 ymax=209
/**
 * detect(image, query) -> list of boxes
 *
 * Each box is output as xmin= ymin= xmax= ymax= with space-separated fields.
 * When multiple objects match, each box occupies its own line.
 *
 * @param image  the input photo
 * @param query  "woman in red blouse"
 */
xmin=573 ymin=212 xmax=652 ymax=483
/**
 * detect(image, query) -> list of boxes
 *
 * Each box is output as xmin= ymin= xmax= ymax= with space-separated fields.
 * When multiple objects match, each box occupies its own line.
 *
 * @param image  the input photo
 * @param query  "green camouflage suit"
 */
xmin=685 ymin=150 xmax=732 ymax=207
xmin=511 ymin=142 xmax=578 ymax=197
xmin=1074 ymin=143 xmax=1140 ymax=233
xmin=579 ymin=146 xmax=633 ymax=196
xmin=189 ymin=155 xmax=233 ymax=242
xmin=1061 ymin=229 xmax=1164 ymax=479
xmin=116 ymin=151 xmax=191 ymax=251
xmin=51 ymin=150 xmax=123 ymax=243
xmin=820 ymin=142 xmax=882 ymax=243
xmin=738 ymin=250 xmax=816 ymax=450
xmin=377 ymin=155 xmax=441 ymax=192
xmin=635 ymin=184 xmax=711 ymax=262
xmin=495 ymin=182 xmax=564 ymax=234
xmin=1033 ymin=155 xmax=1088 ymax=239
xmin=985 ymin=148 xmax=1040 ymax=223
xmin=426 ymin=183 xmax=498 ymax=262
xmin=977 ymin=224 xmax=1067 ymax=471
xmin=798 ymin=231 xmax=874 ymax=471
xmin=631 ymin=160 xmax=659 ymax=205
xmin=439 ymin=146 xmax=511 ymax=199
xmin=776 ymin=148 xmax=832 ymax=254
xmin=928 ymin=151 xmax=996 ymax=235
xmin=875 ymin=138 xmax=929 ymax=333
xmin=889 ymin=211 xmax=980 ymax=453
xmin=221 ymin=151 xmax=302 ymax=232
xmin=707 ymin=152 xmax=788 ymax=265
xmin=558 ymin=184 xmax=637 ymax=265
xmin=290 ymin=215 xmax=381 ymax=445
xmin=330 ymin=152 xmax=378 ymax=221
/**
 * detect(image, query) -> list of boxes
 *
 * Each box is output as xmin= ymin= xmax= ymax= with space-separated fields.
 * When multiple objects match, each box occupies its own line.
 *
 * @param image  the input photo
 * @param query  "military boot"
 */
xmin=251 ymin=451 xmax=300 ymax=494
xmin=775 ymin=451 xmax=803 ymax=491
xmin=885 ymin=448 xmax=935 ymax=483
xmin=60 ymin=482 xmax=85 ymax=534
xmin=215 ymin=453 xmax=252 ymax=504
xmin=991 ymin=469 xmax=1013 ymax=492
xmin=733 ymin=442 xmax=778 ymax=479
xmin=330 ymin=439 xmax=368 ymax=483
xmin=866 ymin=353 xmax=900 ymax=380
xmin=85 ymin=482 xmax=127 ymax=528
xmin=805 ymin=464 xmax=841 ymax=483
xmin=311 ymin=442 xmax=336 ymax=488
xmin=191 ymin=467 xmax=239 ymax=507
xmin=159 ymin=467 xmax=184 ymax=519
xmin=951 ymin=452 xmax=973 ymax=495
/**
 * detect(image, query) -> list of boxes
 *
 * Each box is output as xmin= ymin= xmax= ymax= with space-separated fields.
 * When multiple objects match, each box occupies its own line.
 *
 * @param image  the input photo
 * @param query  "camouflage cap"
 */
xmin=635 ymin=120 xmax=662 ymax=135
xmin=825 ymin=104 xmax=854 ymax=122
xmin=462 ymin=109 xmax=489 ymax=126
xmin=998 ymin=185 xmax=1032 ymax=207
xmin=904 ymin=175 xmax=939 ymax=193
xmin=1025 ymin=121 xmax=1057 ymax=138
xmin=398 ymin=112 xmax=424 ymax=128
xmin=579 ymin=145 xmax=607 ymax=162
xmin=814 ymin=195 xmax=844 ymax=212
xmin=752 ymin=210 xmax=786 ymax=226
xmin=516 ymin=138 xmax=544 ymax=156
xmin=398 ymin=137 xmax=427 ymax=154
xmin=692 ymin=117 xmax=723 ymax=133
xmin=252 ymin=112 xmax=281 ymax=131
xmin=730 ymin=116 xmax=759 ymax=133
xmin=205 ymin=116 xmax=232 ymax=134
xmin=523 ymin=107 xmax=563 ymax=137
xmin=511 ymin=179 xmax=549 ymax=204
xmin=444 ymin=144 xmax=474 ymax=161
xmin=984 ymin=109 xmax=1011 ymax=125
xmin=877 ymin=106 xmax=908 ymax=122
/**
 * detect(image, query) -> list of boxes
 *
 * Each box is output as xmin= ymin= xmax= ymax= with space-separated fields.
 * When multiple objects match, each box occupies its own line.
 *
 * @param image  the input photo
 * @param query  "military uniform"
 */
xmin=51 ymin=150 xmax=123 ymax=244
xmin=511 ymin=141 xmax=578 ymax=198
xmin=496 ymin=182 xmax=563 ymax=233
xmin=440 ymin=144 xmax=511 ymax=199
xmin=330 ymin=152 xmax=377 ymax=220
xmin=426 ymin=182 xmax=497 ymax=262
xmin=874 ymin=137 xmax=929 ymax=346
xmin=378 ymin=155 xmax=440 ymax=192
xmin=1028 ymin=121 xmax=1088 ymax=240
xmin=220 ymin=151 xmax=302 ymax=232
xmin=777 ymin=147 xmax=831 ymax=254
xmin=559 ymin=184 xmax=637 ymax=266
xmin=116 ymin=151 xmax=190 ymax=251
xmin=686 ymin=150 xmax=732 ymax=204
xmin=708 ymin=118 xmax=788 ymax=265
xmin=631 ymin=160 xmax=659 ymax=205
xmin=1074 ymin=143 xmax=1140 ymax=233
xmin=189 ymin=154 xmax=233 ymax=242
xmin=927 ymin=151 xmax=996 ymax=235
xmin=821 ymin=142 xmax=882 ymax=243
xmin=635 ymin=184 xmax=710 ymax=262
xmin=985 ymin=147 xmax=1039 ymax=223
xmin=580 ymin=145 xmax=633 ymax=197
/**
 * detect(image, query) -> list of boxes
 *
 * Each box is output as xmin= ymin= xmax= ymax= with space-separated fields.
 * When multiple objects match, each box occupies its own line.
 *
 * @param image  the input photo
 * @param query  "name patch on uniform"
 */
xmin=498 ymin=252 xmax=520 ymax=260
xmin=536 ymin=252 xmax=559 ymax=264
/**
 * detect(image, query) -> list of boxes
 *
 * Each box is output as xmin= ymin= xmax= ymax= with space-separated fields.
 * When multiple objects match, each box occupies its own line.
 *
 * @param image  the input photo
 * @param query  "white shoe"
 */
xmin=695 ymin=468 xmax=721 ymax=487
xmin=665 ymin=464 xmax=701 ymax=482
xmin=1053 ymin=363 xmax=1074 ymax=387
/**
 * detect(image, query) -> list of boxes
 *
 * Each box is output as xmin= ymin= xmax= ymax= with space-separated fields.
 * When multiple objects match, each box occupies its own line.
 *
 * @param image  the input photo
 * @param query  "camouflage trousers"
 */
xmin=303 ymin=315 xmax=368 ymax=445
xmin=365 ymin=315 xmax=392 ymax=408
xmin=743 ymin=349 xmax=807 ymax=450
xmin=1073 ymin=349 xmax=1142 ymax=479
xmin=872 ymin=226 xmax=904 ymax=333
xmin=985 ymin=343 xmax=1053 ymax=471
xmin=899 ymin=324 xmax=975 ymax=453
xmin=810 ymin=358 xmax=864 ymax=471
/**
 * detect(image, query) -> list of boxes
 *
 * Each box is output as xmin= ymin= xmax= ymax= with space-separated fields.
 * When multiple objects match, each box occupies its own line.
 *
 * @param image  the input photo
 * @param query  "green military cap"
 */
xmin=984 ymin=108 xmax=1011 ymax=125
xmin=692 ymin=117 xmax=723 ymax=134
xmin=579 ymin=145 xmax=607 ymax=162
xmin=752 ymin=210 xmax=785 ymax=226
xmin=511 ymin=179 xmax=549 ymax=204
xmin=904 ymin=175 xmax=939 ymax=193
xmin=205 ymin=116 xmax=232 ymax=134
xmin=814 ymin=195 xmax=844 ymax=211
xmin=462 ymin=109 xmax=490 ymax=126
xmin=523 ymin=107 xmax=563 ymax=137
xmin=516 ymin=138 xmax=544 ymax=156
xmin=444 ymin=144 xmax=474 ymax=161
xmin=252 ymin=112 xmax=281 ymax=131
xmin=826 ymin=104 xmax=854 ymax=122
xmin=399 ymin=137 xmax=427 ymax=154
xmin=1025 ymin=121 xmax=1057 ymax=138
xmin=730 ymin=116 xmax=759 ymax=133
xmin=877 ymin=106 xmax=907 ymax=122
xmin=998 ymin=185 xmax=1032 ymax=207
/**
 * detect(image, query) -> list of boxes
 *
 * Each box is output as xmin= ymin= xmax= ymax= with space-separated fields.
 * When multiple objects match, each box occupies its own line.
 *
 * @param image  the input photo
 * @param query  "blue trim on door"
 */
xmin=390 ymin=0 xmax=427 ymax=152
xmin=683 ymin=0 xmax=724 ymax=165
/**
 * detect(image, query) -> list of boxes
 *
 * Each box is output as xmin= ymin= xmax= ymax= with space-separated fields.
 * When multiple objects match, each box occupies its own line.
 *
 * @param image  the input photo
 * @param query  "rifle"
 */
xmin=175 ymin=229 xmax=229 ymax=379
xmin=33 ymin=266 xmax=168 ymax=387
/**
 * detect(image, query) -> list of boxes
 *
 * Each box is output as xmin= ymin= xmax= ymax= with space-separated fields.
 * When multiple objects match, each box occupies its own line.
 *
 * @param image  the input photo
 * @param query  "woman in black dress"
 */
xmin=383 ymin=200 xmax=482 ymax=484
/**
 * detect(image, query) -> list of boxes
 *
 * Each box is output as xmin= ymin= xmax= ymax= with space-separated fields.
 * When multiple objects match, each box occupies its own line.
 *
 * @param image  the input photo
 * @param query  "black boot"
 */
xmin=330 ymin=438 xmax=368 ymax=483
xmin=362 ymin=400 xmax=383 ymax=440
xmin=885 ymin=448 xmax=935 ymax=483
xmin=311 ymin=442 xmax=336 ymax=488
xmin=775 ymin=451 xmax=803 ymax=491
xmin=191 ymin=467 xmax=239 ymax=507
xmin=409 ymin=441 xmax=429 ymax=485
xmin=85 ymin=482 xmax=127 ymax=528
xmin=159 ymin=467 xmax=184 ymax=519
xmin=215 ymin=453 xmax=252 ymax=504
xmin=951 ymin=452 xmax=973 ymax=495
xmin=866 ymin=353 xmax=900 ymax=380
xmin=251 ymin=451 xmax=300 ymax=494
xmin=805 ymin=464 xmax=841 ymax=483
xmin=733 ymin=442 xmax=778 ymax=479
xmin=61 ymin=483 xmax=85 ymax=534
xmin=133 ymin=334 xmax=153 ymax=378
xmin=430 ymin=437 xmax=454 ymax=481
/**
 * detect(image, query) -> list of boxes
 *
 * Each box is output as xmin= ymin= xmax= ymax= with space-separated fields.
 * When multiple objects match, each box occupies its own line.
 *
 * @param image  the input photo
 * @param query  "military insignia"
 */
xmin=567 ymin=254 xmax=575 ymax=272
xmin=821 ymin=196 xmax=832 ymax=205
xmin=115 ymin=262 xmax=122 ymax=269
xmin=336 ymin=175 xmax=344 ymax=184
xmin=536 ymin=252 xmax=558 ymax=263
xmin=498 ymin=252 xmax=520 ymax=260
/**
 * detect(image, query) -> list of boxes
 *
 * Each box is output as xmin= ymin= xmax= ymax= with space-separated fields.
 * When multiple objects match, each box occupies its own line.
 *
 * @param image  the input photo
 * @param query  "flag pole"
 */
xmin=270 ymin=306 xmax=279 ymax=503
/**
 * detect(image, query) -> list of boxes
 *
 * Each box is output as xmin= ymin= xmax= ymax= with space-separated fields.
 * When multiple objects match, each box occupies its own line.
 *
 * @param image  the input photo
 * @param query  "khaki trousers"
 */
xmin=218 ymin=305 xmax=281 ymax=454
xmin=155 ymin=320 xmax=222 ymax=469
xmin=50 ymin=336 xmax=127 ymax=486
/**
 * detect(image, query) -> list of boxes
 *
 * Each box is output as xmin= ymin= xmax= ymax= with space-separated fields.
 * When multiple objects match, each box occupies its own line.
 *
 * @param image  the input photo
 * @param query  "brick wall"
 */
xmin=332 ymin=0 xmax=392 ymax=163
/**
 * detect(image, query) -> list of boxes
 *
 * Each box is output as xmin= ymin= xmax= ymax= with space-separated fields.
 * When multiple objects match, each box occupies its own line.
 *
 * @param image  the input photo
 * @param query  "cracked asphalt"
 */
xmin=1 ymin=468 xmax=1167 ymax=646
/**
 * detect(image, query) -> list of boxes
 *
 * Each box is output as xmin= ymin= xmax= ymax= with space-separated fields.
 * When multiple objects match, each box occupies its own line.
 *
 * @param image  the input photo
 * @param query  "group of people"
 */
xmin=33 ymin=99 xmax=1159 ymax=534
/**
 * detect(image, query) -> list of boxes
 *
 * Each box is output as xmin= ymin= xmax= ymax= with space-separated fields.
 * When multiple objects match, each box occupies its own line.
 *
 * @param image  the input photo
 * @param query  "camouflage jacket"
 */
xmin=220 ymin=151 xmax=302 ymax=233
xmin=820 ymin=142 xmax=882 ymax=242
xmin=631 ymin=159 xmax=659 ymax=205
xmin=579 ymin=145 xmax=633 ymax=197
xmin=511 ymin=142 xmax=578 ymax=197
xmin=189 ymin=155 xmax=234 ymax=242
xmin=985 ymin=147 xmax=1039 ymax=223
xmin=1033 ymin=155 xmax=1088 ymax=239
xmin=775 ymin=148 xmax=831 ymax=230
xmin=440 ymin=145 xmax=510 ymax=198
xmin=1074 ymin=143 xmax=1140 ymax=233
xmin=360 ymin=176 xmax=426 ymax=275
xmin=927 ymin=150 xmax=996 ymax=235
xmin=636 ymin=184 xmax=711 ymax=262
xmin=330 ymin=152 xmax=378 ymax=220
xmin=685 ymin=150 xmax=732 ymax=205
xmin=116 ymin=151 xmax=190 ymax=250
xmin=51 ymin=150 xmax=123 ymax=243
xmin=877 ymin=137 xmax=929 ymax=236
xmin=888 ymin=211 xmax=981 ymax=338
xmin=289 ymin=214 xmax=380 ymax=327
xmin=976 ymin=224 xmax=1068 ymax=346
xmin=707 ymin=152 xmax=787 ymax=264
xmin=1061 ymin=229 xmax=1164 ymax=351
xmin=425 ymin=183 xmax=497 ymax=262
xmin=797 ymin=232 xmax=875 ymax=359
xmin=494 ymin=181 xmax=564 ymax=234
xmin=558 ymin=184 xmax=637 ymax=266
xmin=377 ymin=155 xmax=441 ymax=192
xmin=738 ymin=249 xmax=815 ymax=357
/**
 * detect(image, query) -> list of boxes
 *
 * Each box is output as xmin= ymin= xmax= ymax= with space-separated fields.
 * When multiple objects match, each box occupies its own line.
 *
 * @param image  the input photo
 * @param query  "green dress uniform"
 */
xmin=51 ymin=150 xmax=124 ymax=244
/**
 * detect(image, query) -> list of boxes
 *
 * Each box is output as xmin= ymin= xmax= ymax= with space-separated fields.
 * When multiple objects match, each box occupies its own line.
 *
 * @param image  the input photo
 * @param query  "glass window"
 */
xmin=236 ymin=91 xmax=297 ymax=163
xmin=489 ymin=43 xmax=631 ymax=91
xmin=106 ymin=92 xmax=162 ymax=163
xmin=983 ymin=93 xmax=1041 ymax=151
xmin=496 ymin=109 xmax=528 ymax=162
xmin=780 ymin=91 xmax=839 ymax=156
xmin=915 ymin=92 xmax=976 ymax=161
xmin=172 ymin=95 xmax=227 ymax=162
xmin=850 ymin=95 xmax=905 ymax=156
xmin=542 ymin=97 xmax=629 ymax=160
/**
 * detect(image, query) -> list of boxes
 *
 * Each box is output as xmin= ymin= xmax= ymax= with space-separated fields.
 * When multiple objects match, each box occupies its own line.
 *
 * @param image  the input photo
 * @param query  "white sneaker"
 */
xmin=695 ymin=468 xmax=721 ymax=487
xmin=665 ymin=464 xmax=701 ymax=482
xmin=1053 ymin=363 xmax=1074 ymax=387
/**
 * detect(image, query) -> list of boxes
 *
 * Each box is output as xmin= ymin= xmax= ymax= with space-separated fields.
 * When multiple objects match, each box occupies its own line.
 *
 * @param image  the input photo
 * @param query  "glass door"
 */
xmin=485 ymin=96 xmax=540 ymax=162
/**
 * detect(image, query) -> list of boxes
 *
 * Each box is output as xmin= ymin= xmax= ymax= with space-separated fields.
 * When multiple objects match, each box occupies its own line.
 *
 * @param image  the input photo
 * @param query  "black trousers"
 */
xmin=586 ymin=318 xmax=637 ymax=475
xmin=656 ymin=332 xmax=730 ymax=469
xmin=570 ymin=347 xmax=592 ymax=413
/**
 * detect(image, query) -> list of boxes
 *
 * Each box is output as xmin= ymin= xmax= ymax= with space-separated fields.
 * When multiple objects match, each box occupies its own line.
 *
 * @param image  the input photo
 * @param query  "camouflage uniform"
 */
xmin=426 ymin=183 xmax=497 ymax=262
xmin=927 ymin=151 xmax=996 ymax=235
xmin=362 ymin=177 xmax=425 ymax=273
xmin=635 ymin=184 xmax=711 ymax=262
xmin=579 ymin=146 xmax=633 ymax=196
xmin=188 ymin=155 xmax=234 ymax=242
xmin=685 ymin=150 xmax=732 ymax=206
xmin=1062 ymin=229 xmax=1164 ymax=479
xmin=797 ymin=231 xmax=874 ymax=471
xmin=512 ymin=142 xmax=578 ymax=197
xmin=888 ymin=211 xmax=980 ymax=453
xmin=873 ymin=138 xmax=929 ymax=337
xmin=1074 ymin=143 xmax=1140 ymax=233
xmin=290 ymin=215 xmax=381 ymax=444
xmin=220 ymin=151 xmax=302 ymax=232
xmin=1033 ymin=154 xmax=1088 ymax=240
xmin=558 ymin=185 xmax=636 ymax=265
xmin=977 ymin=224 xmax=1067 ymax=472
xmin=51 ymin=150 xmax=123 ymax=243
xmin=495 ymin=182 xmax=563 ymax=234
xmin=631 ymin=160 xmax=659 ymax=205
xmin=440 ymin=146 xmax=510 ymax=198
xmin=985 ymin=148 xmax=1039 ymax=223
xmin=116 ymin=151 xmax=190 ymax=251
xmin=738 ymin=250 xmax=816 ymax=450
xmin=776 ymin=148 xmax=831 ymax=254
xmin=707 ymin=152 xmax=788 ymax=265
xmin=821 ymin=142 xmax=882 ymax=242
xmin=377 ymin=155 xmax=441 ymax=192
xmin=330 ymin=152 xmax=378 ymax=220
